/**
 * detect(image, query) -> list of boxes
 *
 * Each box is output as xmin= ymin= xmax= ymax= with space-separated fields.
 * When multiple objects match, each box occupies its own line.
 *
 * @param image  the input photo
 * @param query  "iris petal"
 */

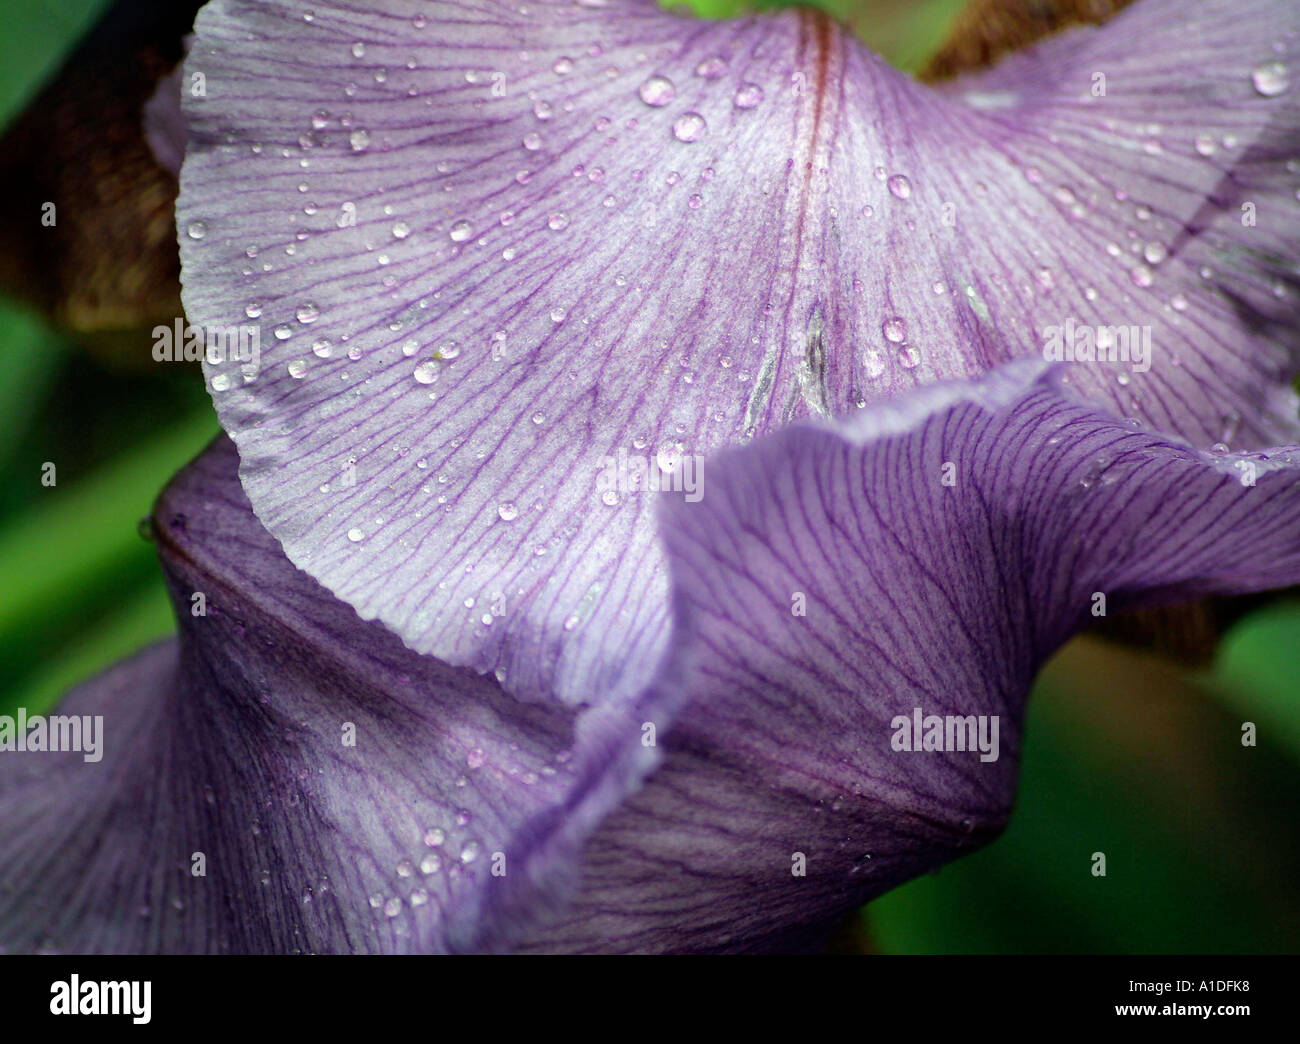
xmin=0 ymin=439 xmax=662 ymax=953
xmin=7 ymin=359 xmax=1300 ymax=952
xmin=178 ymin=0 xmax=1300 ymax=712
xmin=517 ymin=359 xmax=1300 ymax=952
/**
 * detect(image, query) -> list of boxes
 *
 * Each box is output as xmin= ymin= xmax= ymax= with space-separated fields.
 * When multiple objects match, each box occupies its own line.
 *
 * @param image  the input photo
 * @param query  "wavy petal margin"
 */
xmin=5 ymin=359 xmax=1300 ymax=952
xmin=177 ymin=0 xmax=1300 ymax=712
xmin=0 ymin=440 xmax=661 ymax=954
xmin=520 ymin=359 xmax=1300 ymax=951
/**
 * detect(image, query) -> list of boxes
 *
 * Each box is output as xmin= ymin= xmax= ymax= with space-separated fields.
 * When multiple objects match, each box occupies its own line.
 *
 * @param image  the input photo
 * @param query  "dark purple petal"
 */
xmin=0 ymin=439 xmax=662 ymax=954
xmin=8 ymin=359 xmax=1300 ymax=953
xmin=145 ymin=61 xmax=187 ymax=178
xmin=517 ymin=359 xmax=1300 ymax=952
xmin=176 ymin=0 xmax=1300 ymax=713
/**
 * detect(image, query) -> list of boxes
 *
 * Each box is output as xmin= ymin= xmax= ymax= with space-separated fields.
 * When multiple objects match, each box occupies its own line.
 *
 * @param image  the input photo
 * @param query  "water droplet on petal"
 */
xmin=414 ymin=360 xmax=440 ymax=384
xmin=696 ymin=57 xmax=728 ymax=79
xmin=449 ymin=219 xmax=474 ymax=242
xmin=497 ymin=501 xmax=518 ymax=521
xmin=882 ymin=317 xmax=907 ymax=343
xmin=672 ymin=112 xmax=707 ymax=142
xmin=887 ymin=174 xmax=912 ymax=200
xmin=733 ymin=83 xmax=764 ymax=109
xmin=638 ymin=75 xmax=676 ymax=107
xmin=1251 ymin=60 xmax=1289 ymax=97
xmin=186 ymin=221 xmax=207 ymax=240
xmin=296 ymin=303 xmax=319 ymax=324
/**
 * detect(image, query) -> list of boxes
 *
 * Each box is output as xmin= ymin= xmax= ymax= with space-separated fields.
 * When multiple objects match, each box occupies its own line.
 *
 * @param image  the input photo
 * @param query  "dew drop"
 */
xmin=347 ymin=527 xmax=364 ymax=542
xmin=497 ymin=501 xmax=519 ymax=521
xmin=391 ymin=221 xmax=411 ymax=239
xmin=449 ymin=219 xmax=474 ymax=242
xmin=696 ymin=57 xmax=728 ymax=79
xmin=887 ymin=174 xmax=912 ymax=200
xmin=288 ymin=359 xmax=308 ymax=379
xmin=1251 ymin=60 xmax=1289 ymax=97
xmin=638 ymin=74 xmax=676 ymax=107
xmin=296 ymin=303 xmax=320 ymax=324
xmin=733 ymin=83 xmax=764 ymax=109
xmin=672 ymin=112 xmax=707 ymax=142
xmin=882 ymin=317 xmax=907 ymax=343
xmin=349 ymin=129 xmax=370 ymax=152
xmin=414 ymin=360 xmax=440 ymax=384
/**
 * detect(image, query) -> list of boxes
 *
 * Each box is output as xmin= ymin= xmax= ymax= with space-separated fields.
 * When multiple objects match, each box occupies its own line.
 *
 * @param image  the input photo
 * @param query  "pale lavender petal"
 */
xmin=518 ymin=359 xmax=1300 ymax=952
xmin=0 ymin=439 xmax=659 ymax=954
xmin=177 ymin=0 xmax=1300 ymax=714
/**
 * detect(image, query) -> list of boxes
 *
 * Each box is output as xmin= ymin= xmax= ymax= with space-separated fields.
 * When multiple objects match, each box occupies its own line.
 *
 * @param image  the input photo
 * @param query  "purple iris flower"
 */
xmin=2 ymin=0 xmax=1299 ymax=953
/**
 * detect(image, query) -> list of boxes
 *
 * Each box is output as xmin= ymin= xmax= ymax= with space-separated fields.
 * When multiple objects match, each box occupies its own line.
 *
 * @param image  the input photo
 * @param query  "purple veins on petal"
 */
xmin=176 ymin=0 xmax=1300 ymax=723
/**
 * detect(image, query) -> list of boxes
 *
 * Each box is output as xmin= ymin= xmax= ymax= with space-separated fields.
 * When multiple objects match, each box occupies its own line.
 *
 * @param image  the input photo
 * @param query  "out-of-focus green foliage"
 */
xmin=666 ymin=0 xmax=970 ymax=72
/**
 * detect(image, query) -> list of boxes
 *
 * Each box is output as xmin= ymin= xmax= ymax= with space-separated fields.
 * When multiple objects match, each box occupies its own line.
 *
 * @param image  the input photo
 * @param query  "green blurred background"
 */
xmin=0 ymin=0 xmax=1297 ymax=954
